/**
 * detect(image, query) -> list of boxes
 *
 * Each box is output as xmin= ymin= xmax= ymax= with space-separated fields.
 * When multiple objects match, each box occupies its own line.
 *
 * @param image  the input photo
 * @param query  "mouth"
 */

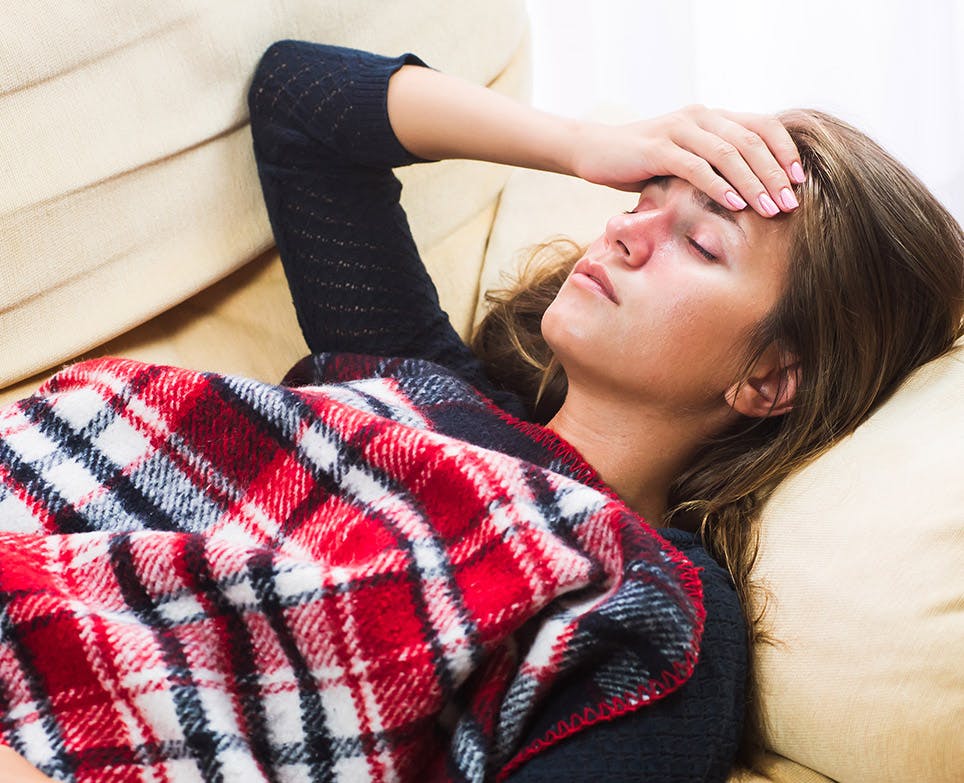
xmin=572 ymin=259 xmax=619 ymax=304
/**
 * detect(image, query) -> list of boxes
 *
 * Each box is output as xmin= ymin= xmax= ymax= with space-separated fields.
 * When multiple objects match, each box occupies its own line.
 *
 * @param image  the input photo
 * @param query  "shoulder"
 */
xmin=662 ymin=527 xmax=745 ymax=637
xmin=660 ymin=527 xmax=747 ymax=702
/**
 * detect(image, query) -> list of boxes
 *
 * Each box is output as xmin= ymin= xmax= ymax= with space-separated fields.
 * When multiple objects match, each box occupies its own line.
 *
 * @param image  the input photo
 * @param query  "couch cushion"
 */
xmin=0 ymin=0 xmax=527 ymax=391
xmin=751 ymin=339 xmax=964 ymax=783
xmin=733 ymin=753 xmax=835 ymax=783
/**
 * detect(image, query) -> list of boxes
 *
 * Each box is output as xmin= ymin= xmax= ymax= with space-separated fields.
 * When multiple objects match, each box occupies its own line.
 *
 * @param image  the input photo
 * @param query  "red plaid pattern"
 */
xmin=0 ymin=358 xmax=703 ymax=782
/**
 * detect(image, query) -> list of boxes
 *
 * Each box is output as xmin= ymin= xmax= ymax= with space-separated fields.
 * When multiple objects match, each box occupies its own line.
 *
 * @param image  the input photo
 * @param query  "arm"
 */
xmin=386 ymin=65 xmax=806 ymax=215
xmin=248 ymin=41 xmax=800 ymax=388
xmin=247 ymin=41 xmax=512 ymax=401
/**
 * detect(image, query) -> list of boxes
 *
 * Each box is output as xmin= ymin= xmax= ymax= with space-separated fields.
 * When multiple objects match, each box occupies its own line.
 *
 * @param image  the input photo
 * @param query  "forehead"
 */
xmin=644 ymin=177 xmax=745 ymax=243
xmin=645 ymin=176 xmax=791 ymax=255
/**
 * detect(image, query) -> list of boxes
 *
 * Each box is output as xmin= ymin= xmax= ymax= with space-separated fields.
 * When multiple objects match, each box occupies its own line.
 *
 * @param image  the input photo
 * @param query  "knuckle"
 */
xmin=665 ymin=115 xmax=685 ymax=134
xmin=653 ymin=138 xmax=675 ymax=156
xmin=761 ymin=115 xmax=785 ymax=133
xmin=685 ymin=157 xmax=711 ymax=178
xmin=712 ymin=140 xmax=739 ymax=160
xmin=767 ymin=166 xmax=788 ymax=183
xmin=758 ymin=116 xmax=796 ymax=151
xmin=737 ymin=129 xmax=764 ymax=149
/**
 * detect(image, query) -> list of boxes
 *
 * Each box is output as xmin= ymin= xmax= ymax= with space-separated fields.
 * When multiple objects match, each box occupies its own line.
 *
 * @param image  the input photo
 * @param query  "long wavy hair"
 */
xmin=470 ymin=109 xmax=964 ymax=753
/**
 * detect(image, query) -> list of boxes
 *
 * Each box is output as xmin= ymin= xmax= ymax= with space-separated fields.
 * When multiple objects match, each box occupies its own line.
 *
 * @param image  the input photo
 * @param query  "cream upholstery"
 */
xmin=750 ymin=341 xmax=964 ymax=782
xmin=0 ymin=0 xmax=526 ymax=392
xmin=1 ymin=2 xmax=961 ymax=782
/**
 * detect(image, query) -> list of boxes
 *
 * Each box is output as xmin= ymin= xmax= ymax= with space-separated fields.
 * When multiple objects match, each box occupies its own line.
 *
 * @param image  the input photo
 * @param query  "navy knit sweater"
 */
xmin=247 ymin=40 xmax=747 ymax=782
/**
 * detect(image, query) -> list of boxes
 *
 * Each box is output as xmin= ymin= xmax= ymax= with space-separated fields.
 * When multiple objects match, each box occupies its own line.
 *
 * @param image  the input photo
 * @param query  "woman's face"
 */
xmin=542 ymin=176 xmax=793 ymax=414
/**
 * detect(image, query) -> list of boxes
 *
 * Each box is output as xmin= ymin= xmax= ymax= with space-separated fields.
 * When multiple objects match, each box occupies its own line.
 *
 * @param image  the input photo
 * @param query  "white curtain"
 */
xmin=525 ymin=0 xmax=964 ymax=224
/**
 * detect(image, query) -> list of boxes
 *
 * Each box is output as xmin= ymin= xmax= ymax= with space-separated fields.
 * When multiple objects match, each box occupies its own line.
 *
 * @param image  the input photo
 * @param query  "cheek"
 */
xmin=624 ymin=277 xmax=760 ymax=376
xmin=642 ymin=264 xmax=752 ymax=331
xmin=622 ymin=271 xmax=712 ymax=342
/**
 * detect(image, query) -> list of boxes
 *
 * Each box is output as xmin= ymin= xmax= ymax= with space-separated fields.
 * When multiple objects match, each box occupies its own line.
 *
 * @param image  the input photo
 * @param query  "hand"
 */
xmin=0 ymin=746 xmax=56 ymax=782
xmin=569 ymin=105 xmax=805 ymax=217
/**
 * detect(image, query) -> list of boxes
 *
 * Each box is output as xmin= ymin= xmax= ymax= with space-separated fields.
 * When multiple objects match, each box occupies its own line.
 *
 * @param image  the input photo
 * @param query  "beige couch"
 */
xmin=1 ymin=2 xmax=961 ymax=781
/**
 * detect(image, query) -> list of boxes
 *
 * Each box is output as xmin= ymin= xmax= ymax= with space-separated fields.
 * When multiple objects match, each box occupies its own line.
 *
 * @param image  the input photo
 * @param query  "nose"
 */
xmin=604 ymin=210 xmax=663 ymax=268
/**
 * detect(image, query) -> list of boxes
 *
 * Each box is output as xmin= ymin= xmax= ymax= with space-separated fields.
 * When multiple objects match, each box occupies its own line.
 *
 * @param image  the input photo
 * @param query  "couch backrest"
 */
xmin=0 ymin=0 xmax=527 ymax=391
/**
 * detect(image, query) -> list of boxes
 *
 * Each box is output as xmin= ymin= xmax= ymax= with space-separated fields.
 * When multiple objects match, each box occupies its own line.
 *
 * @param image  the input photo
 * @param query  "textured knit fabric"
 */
xmin=0 ymin=356 xmax=703 ymax=782
xmin=246 ymin=41 xmax=525 ymax=417
xmin=249 ymin=40 xmax=747 ymax=782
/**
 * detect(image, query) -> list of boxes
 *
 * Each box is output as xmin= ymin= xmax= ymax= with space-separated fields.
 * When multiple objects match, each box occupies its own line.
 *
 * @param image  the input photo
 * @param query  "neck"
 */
xmin=546 ymin=385 xmax=726 ymax=526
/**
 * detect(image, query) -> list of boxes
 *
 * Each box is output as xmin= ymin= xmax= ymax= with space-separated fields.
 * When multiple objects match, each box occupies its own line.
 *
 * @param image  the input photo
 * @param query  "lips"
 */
xmin=572 ymin=258 xmax=619 ymax=304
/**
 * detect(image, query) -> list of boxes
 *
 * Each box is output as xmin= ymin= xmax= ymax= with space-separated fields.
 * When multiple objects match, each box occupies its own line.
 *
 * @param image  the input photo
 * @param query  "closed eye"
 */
xmin=689 ymin=238 xmax=718 ymax=262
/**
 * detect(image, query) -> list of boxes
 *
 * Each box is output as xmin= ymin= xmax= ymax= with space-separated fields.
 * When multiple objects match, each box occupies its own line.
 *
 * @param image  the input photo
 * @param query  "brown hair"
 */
xmin=470 ymin=109 xmax=964 ymax=752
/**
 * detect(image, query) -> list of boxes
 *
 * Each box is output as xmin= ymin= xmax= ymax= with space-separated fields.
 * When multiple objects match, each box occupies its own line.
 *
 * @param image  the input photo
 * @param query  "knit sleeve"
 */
xmin=503 ymin=534 xmax=748 ymax=783
xmin=246 ymin=40 xmax=499 ymax=394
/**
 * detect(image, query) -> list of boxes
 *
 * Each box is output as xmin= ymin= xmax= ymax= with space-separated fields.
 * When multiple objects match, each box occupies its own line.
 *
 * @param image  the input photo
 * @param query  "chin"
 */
xmin=541 ymin=303 xmax=596 ymax=382
xmin=540 ymin=299 xmax=573 ymax=357
xmin=542 ymin=289 xmax=594 ymax=347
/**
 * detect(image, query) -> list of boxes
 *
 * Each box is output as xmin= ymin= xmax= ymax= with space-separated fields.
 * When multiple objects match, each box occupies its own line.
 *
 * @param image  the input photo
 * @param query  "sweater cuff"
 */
xmin=249 ymin=40 xmax=432 ymax=170
xmin=343 ymin=48 xmax=434 ymax=168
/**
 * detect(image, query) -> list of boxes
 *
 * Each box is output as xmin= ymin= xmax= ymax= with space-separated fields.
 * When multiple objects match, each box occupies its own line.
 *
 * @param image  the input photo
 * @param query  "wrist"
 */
xmin=553 ymin=115 xmax=589 ymax=178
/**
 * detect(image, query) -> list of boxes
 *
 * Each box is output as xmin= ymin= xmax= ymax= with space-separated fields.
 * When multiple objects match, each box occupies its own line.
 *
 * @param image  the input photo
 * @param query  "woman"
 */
xmin=244 ymin=38 xmax=963 ymax=781
xmin=0 ymin=40 xmax=961 ymax=783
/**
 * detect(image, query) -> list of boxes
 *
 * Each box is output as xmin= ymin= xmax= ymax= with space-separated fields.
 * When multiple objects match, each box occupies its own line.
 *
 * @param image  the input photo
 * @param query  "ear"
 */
xmin=725 ymin=344 xmax=800 ymax=418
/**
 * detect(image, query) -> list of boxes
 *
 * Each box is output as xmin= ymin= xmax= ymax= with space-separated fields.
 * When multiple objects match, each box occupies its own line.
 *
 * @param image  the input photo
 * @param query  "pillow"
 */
xmin=751 ymin=339 xmax=964 ymax=782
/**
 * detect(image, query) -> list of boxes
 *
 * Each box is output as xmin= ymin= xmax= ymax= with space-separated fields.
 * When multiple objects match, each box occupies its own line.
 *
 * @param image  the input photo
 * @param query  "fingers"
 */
xmin=653 ymin=140 xmax=749 ymax=211
xmin=719 ymin=109 xmax=805 ymax=183
xmin=671 ymin=106 xmax=805 ymax=217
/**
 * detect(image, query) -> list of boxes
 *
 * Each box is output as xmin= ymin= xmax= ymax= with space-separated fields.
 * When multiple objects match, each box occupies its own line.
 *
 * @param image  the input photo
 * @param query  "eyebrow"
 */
xmin=650 ymin=176 xmax=748 ymax=245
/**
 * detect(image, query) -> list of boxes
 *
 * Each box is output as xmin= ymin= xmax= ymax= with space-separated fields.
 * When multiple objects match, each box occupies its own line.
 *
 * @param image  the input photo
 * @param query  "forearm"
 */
xmin=386 ymin=63 xmax=582 ymax=174
xmin=387 ymin=57 xmax=805 ymax=212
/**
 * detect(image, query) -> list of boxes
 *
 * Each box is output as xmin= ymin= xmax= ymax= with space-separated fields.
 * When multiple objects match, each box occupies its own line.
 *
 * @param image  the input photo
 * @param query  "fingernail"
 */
xmin=779 ymin=187 xmax=799 ymax=210
xmin=790 ymin=161 xmax=805 ymax=183
xmin=758 ymin=193 xmax=780 ymax=216
xmin=725 ymin=190 xmax=748 ymax=210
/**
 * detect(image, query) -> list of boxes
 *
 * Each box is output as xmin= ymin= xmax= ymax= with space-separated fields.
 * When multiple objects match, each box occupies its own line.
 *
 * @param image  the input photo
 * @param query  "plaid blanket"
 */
xmin=0 ymin=357 xmax=704 ymax=782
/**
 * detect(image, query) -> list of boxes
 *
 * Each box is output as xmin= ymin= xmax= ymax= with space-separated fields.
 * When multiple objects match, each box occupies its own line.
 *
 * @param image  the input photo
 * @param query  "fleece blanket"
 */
xmin=0 ymin=357 xmax=703 ymax=782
